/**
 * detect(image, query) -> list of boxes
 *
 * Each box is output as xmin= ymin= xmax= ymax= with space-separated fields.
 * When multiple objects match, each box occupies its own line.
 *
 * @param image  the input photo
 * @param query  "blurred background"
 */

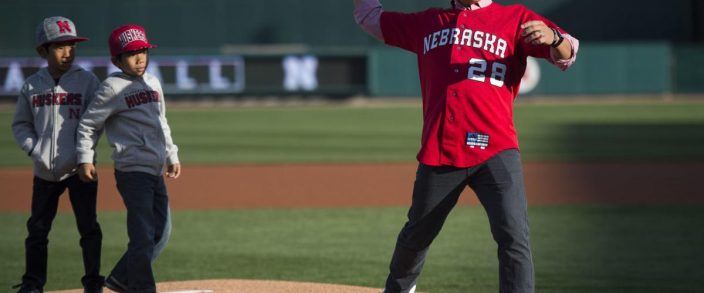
xmin=1 ymin=1 xmax=704 ymax=292
xmin=2 ymin=0 xmax=704 ymax=98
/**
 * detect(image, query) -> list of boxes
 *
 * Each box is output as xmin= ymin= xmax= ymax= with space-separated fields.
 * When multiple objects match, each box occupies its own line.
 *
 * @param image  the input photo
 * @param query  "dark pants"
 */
xmin=22 ymin=175 xmax=103 ymax=290
xmin=385 ymin=149 xmax=534 ymax=293
xmin=112 ymin=170 xmax=170 ymax=293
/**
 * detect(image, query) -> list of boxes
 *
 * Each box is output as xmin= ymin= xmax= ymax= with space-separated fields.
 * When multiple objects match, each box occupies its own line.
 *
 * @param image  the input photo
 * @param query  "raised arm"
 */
xmin=353 ymin=0 xmax=384 ymax=42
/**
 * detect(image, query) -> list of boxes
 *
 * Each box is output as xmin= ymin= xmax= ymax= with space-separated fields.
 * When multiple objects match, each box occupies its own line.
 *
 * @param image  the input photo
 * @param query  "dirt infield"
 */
xmin=48 ymin=279 xmax=385 ymax=293
xmin=6 ymin=162 xmax=703 ymax=292
xmin=1 ymin=162 xmax=703 ymax=213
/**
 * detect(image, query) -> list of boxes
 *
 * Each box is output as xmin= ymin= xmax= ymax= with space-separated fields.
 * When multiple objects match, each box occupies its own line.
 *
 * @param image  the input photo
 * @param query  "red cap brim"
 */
xmin=122 ymin=41 xmax=157 ymax=53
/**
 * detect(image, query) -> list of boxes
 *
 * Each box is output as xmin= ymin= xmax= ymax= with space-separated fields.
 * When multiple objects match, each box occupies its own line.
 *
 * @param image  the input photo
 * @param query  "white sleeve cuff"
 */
xmin=549 ymin=34 xmax=579 ymax=71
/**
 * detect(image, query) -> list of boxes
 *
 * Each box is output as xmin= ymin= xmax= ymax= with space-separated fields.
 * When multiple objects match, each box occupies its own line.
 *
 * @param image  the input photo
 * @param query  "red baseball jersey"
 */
xmin=380 ymin=3 xmax=568 ymax=168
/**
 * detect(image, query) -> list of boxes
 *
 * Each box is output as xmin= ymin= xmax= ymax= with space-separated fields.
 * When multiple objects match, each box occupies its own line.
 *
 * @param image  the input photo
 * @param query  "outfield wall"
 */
xmin=368 ymin=42 xmax=693 ymax=97
xmin=2 ymin=0 xmax=702 ymax=99
xmin=367 ymin=42 xmax=704 ymax=97
xmin=674 ymin=45 xmax=704 ymax=94
xmin=0 ymin=0 xmax=699 ymax=57
xmin=2 ymin=43 xmax=702 ymax=100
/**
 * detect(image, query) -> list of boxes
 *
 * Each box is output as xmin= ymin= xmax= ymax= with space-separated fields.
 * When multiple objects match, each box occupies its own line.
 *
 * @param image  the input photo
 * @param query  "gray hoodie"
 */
xmin=76 ymin=71 xmax=179 ymax=176
xmin=12 ymin=65 xmax=100 ymax=182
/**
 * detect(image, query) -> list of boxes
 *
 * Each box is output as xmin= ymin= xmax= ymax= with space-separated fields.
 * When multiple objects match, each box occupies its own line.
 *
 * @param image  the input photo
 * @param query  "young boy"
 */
xmin=76 ymin=24 xmax=180 ymax=293
xmin=11 ymin=16 xmax=104 ymax=293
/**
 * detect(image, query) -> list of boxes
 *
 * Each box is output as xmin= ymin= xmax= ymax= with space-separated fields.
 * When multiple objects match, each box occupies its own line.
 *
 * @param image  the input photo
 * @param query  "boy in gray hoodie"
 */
xmin=11 ymin=16 xmax=104 ymax=293
xmin=76 ymin=24 xmax=180 ymax=293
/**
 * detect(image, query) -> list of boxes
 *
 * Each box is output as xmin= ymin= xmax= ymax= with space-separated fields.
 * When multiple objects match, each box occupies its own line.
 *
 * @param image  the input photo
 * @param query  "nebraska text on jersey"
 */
xmin=380 ymin=3 xmax=574 ymax=168
xmin=423 ymin=28 xmax=508 ymax=57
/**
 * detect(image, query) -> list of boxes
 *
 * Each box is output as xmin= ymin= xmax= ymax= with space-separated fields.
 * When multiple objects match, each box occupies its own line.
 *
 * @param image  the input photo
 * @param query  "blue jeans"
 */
xmin=112 ymin=170 xmax=171 ymax=293
xmin=385 ymin=149 xmax=534 ymax=293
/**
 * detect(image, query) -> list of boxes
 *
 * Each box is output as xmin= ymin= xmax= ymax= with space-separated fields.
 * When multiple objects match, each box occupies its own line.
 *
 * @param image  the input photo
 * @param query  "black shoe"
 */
xmin=83 ymin=276 xmax=105 ymax=293
xmin=84 ymin=285 xmax=103 ymax=293
xmin=104 ymin=276 xmax=128 ymax=293
xmin=12 ymin=283 xmax=42 ymax=293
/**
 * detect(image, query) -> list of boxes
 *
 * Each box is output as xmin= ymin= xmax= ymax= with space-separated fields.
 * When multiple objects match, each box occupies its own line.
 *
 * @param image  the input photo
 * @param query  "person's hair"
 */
xmin=116 ymin=49 xmax=149 ymax=62
xmin=41 ymin=42 xmax=77 ymax=53
xmin=112 ymin=49 xmax=150 ymax=67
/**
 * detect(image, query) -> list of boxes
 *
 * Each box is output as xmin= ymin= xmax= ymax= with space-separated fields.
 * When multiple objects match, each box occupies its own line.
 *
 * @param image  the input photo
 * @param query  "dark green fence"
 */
xmin=1 ymin=0 xmax=699 ymax=56
xmin=674 ymin=45 xmax=704 ymax=93
xmin=1 ymin=0 xmax=702 ymax=97
xmin=367 ymin=43 xmax=681 ymax=97
xmin=531 ymin=43 xmax=672 ymax=95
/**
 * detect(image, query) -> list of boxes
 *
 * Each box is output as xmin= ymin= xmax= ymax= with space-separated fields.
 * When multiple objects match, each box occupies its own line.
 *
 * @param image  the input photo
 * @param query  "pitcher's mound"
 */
xmin=49 ymin=279 xmax=383 ymax=293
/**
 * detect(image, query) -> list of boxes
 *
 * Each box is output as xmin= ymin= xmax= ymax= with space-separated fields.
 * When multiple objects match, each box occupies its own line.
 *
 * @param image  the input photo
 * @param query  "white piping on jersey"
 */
xmin=423 ymin=27 xmax=508 ymax=57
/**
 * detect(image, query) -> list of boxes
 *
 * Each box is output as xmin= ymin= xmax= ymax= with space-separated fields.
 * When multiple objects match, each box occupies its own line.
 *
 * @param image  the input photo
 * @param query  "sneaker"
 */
xmin=12 ymin=283 xmax=42 ymax=293
xmin=104 ymin=276 xmax=127 ymax=293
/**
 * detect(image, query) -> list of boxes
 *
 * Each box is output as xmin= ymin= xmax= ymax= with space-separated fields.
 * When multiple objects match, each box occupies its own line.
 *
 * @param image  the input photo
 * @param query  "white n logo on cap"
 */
xmin=56 ymin=21 xmax=71 ymax=33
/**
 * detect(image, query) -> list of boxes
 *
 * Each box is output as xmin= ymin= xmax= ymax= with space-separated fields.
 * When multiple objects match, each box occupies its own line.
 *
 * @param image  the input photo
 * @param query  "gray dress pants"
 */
xmin=384 ymin=149 xmax=534 ymax=293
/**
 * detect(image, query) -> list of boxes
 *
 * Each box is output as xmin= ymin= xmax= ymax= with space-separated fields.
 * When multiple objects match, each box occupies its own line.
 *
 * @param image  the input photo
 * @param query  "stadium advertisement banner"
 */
xmin=0 ymin=55 xmax=367 ymax=98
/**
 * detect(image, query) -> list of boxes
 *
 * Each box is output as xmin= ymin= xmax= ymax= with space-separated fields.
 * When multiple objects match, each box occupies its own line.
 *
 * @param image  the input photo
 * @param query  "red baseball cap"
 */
xmin=109 ymin=24 xmax=157 ymax=58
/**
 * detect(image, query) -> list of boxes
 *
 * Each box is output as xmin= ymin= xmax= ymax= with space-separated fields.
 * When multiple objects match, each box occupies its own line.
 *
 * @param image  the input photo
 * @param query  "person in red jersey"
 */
xmin=353 ymin=0 xmax=579 ymax=292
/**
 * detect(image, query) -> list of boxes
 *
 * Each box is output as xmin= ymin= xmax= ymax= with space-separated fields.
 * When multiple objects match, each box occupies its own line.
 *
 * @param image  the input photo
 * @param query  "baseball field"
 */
xmin=1 ymin=100 xmax=704 ymax=292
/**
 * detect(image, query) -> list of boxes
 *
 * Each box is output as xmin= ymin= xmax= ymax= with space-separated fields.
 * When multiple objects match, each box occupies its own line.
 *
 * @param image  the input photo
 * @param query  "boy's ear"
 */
xmin=35 ymin=46 xmax=48 ymax=59
xmin=110 ymin=57 xmax=121 ymax=69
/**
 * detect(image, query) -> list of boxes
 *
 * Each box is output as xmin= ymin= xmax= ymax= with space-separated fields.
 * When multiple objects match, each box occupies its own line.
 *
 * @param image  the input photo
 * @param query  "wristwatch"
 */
xmin=550 ymin=28 xmax=564 ymax=48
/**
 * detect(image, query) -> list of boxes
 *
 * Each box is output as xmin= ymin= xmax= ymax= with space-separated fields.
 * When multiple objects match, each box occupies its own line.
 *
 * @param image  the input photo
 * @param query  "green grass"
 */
xmin=3 ymin=101 xmax=703 ymax=292
xmin=2 ymin=102 xmax=704 ymax=167
xmin=514 ymin=102 xmax=704 ymax=161
xmin=1 ymin=206 xmax=703 ymax=292
xmin=0 ymin=105 xmax=421 ymax=167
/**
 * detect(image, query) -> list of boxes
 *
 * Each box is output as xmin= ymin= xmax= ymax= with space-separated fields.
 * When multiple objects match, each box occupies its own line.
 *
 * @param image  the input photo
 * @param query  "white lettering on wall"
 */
xmin=283 ymin=55 xmax=318 ymax=92
xmin=0 ymin=55 xmax=247 ymax=95
xmin=147 ymin=60 xmax=163 ymax=83
xmin=209 ymin=59 xmax=230 ymax=90
xmin=3 ymin=62 xmax=24 ymax=92
xmin=77 ymin=60 xmax=94 ymax=72
xmin=176 ymin=60 xmax=196 ymax=90
xmin=107 ymin=62 xmax=121 ymax=75
xmin=231 ymin=57 xmax=245 ymax=93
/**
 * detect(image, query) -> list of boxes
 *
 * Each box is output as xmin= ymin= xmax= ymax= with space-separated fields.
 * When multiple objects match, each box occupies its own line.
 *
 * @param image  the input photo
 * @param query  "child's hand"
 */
xmin=78 ymin=163 xmax=98 ymax=182
xmin=166 ymin=163 xmax=181 ymax=179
